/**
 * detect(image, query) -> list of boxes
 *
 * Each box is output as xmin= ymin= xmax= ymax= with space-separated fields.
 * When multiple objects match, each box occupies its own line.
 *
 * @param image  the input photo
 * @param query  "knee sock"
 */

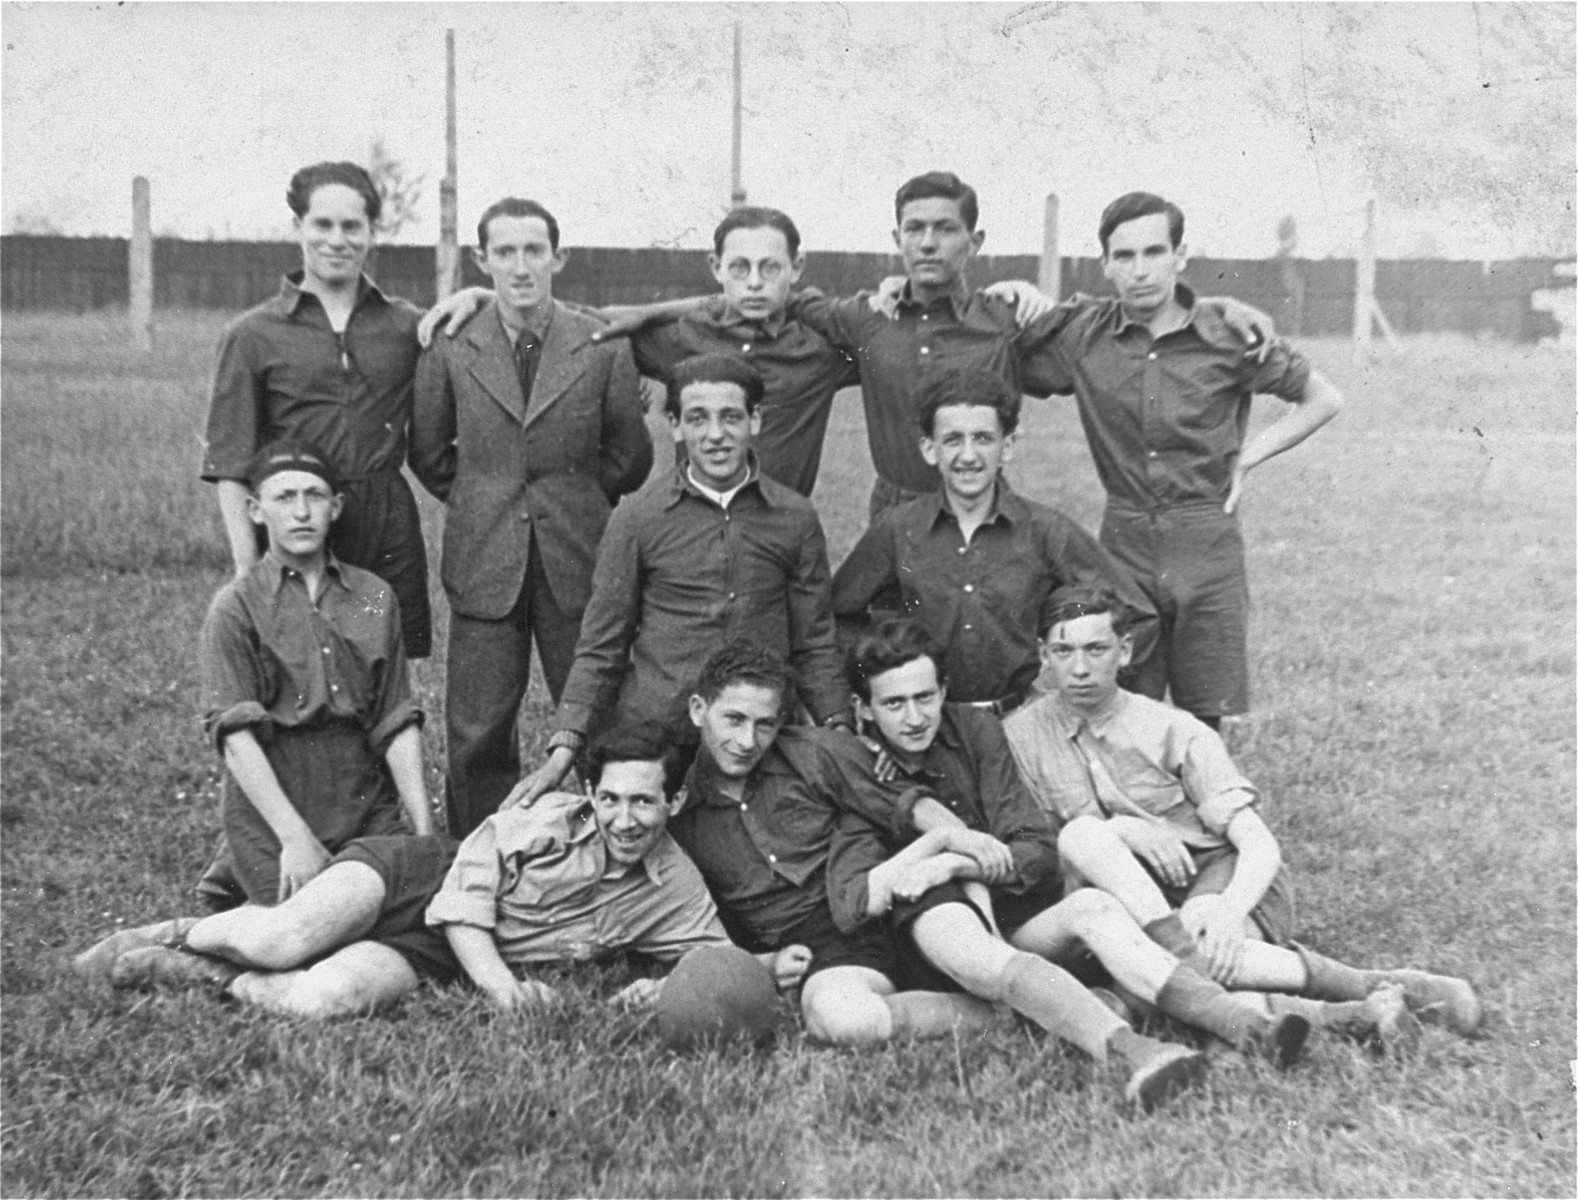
xmin=885 ymin=991 xmax=998 ymax=1039
xmin=1293 ymin=944 xmax=1371 ymax=1000
xmin=1000 ymin=951 xmax=1126 ymax=1061
xmin=1154 ymin=963 xmax=1269 ymax=1049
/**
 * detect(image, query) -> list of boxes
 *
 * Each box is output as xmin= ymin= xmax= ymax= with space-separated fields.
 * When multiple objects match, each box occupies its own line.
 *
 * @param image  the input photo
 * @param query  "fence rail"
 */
xmin=2 ymin=236 xmax=1570 ymax=341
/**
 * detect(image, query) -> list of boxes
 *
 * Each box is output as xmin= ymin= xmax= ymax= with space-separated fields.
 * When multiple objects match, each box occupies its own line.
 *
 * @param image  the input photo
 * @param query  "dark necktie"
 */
xmin=513 ymin=329 xmax=541 ymax=408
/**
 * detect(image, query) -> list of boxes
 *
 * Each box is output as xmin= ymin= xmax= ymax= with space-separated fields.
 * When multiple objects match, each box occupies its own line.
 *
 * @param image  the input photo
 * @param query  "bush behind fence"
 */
xmin=1 ymin=235 xmax=1569 ymax=341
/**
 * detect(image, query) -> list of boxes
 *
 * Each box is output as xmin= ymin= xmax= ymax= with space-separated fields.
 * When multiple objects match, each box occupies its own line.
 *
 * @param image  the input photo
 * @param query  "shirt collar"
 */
xmin=897 ymin=278 xmax=971 ymax=320
xmin=664 ymin=456 xmax=770 ymax=509
xmin=1111 ymin=282 xmax=1204 ymax=338
xmin=273 ymin=270 xmax=388 ymax=318
xmin=923 ymin=479 xmax=1025 ymax=531
xmin=259 ymin=549 xmax=349 ymax=596
xmin=1054 ymin=688 xmax=1130 ymax=738
xmin=708 ymin=304 xmax=788 ymax=340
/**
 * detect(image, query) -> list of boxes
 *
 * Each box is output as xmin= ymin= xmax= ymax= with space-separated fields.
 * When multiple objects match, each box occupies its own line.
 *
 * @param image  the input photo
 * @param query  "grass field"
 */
xmin=2 ymin=310 xmax=1574 ymax=1197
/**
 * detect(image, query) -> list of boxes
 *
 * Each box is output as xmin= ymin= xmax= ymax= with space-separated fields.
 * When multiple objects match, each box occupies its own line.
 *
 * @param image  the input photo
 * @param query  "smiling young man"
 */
xmin=1003 ymin=586 xmax=1481 ymax=1041
xmin=832 ymin=365 xmax=1158 ymax=712
xmin=186 ymin=440 xmax=436 ymax=911
xmin=201 ymin=162 xmax=432 ymax=661
xmin=80 ymin=725 xmax=780 ymax=1019
xmin=1011 ymin=192 xmax=1345 ymax=728
xmin=504 ymin=354 xmax=850 ymax=808
xmin=822 ymin=618 xmax=1411 ymax=1107
xmin=667 ymin=641 xmax=998 ymax=1046
xmin=409 ymin=197 xmax=651 ymax=837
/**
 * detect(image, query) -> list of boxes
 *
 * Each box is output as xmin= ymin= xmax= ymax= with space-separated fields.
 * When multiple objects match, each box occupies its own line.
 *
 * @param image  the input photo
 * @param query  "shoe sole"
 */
xmin=1266 ymin=1012 xmax=1310 ymax=1070
xmin=72 ymin=918 xmax=200 ymax=982
xmin=1125 ymin=1047 xmax=1208 ymax=1113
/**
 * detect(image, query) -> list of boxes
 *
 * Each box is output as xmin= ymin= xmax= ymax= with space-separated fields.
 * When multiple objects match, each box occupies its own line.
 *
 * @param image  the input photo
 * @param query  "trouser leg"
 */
xmin=524 ymin=546 xmax=581 ymax=706
xmin=445 ymin=587 xmax=531 ymax=837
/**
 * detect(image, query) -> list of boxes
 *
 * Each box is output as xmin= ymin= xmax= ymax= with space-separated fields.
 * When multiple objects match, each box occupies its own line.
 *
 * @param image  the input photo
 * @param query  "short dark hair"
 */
xmin=287 ymin=162 xmax=381 ymax=224
xmin=917 ymin=365 xmax=1021 ymax=437
xmin=894 ymin=172 xmax=979 ymax=231
xmin=666 ymin=353 xmax=765 ymax=418
xmin=845 ymin=617 xmax=947 ymax=703
xmin=1098 ymin=192 xmax=1185 ymax=255
xmin=586 ymin=721 xmax=688 ymax=798
xmin=1039 ymin=584 xmax=1133 ymax=638
xmin=712 ymin=206 xmax=801 ymax=260
xmin=692 ymin=640 xmax=794 ymax=713
xmin=476 ymin=197 xmax=560 ymax=252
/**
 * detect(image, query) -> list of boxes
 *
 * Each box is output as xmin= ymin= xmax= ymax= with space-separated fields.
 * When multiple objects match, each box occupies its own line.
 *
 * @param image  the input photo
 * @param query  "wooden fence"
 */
xmin=1 ymin=235 xmax=1569 ymax=341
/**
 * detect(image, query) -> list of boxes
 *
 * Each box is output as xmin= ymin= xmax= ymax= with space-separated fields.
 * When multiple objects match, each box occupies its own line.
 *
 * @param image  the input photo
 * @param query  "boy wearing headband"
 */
xmin=195 ymin=439 xmax=438 ymax=908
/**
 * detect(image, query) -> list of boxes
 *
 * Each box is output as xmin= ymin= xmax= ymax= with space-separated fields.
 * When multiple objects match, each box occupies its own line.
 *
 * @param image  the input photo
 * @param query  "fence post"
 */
xmin=1039 ymin=193 xmax=1061 ymax=302
xmin=129 ymin=176 xmax=153 ymax=351
xmin=1353 ymin=197 xmax=1375 ymax=351
xmin=436 ymin=29 xmax=459 ymax=302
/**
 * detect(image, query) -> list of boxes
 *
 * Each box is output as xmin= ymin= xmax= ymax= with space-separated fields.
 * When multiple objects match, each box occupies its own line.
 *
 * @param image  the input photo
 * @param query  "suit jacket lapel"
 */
xmin=464 ymin=302 xmax=528 ymax=425
xmin=523 ymin=301 xmax=589 ymax=430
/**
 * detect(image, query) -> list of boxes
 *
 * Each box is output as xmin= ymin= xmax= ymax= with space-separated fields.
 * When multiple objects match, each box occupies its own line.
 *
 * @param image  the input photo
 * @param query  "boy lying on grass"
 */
xmin=76 ymin=724 xmax=807 ymax=1016
xmin=1002 ymin=584 xmax=1482 ymax=1040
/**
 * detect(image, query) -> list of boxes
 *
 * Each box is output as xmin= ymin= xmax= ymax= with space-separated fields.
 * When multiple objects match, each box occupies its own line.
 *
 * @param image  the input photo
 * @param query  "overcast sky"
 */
xmin=3 ymin=2 xmax=1573 ymax=260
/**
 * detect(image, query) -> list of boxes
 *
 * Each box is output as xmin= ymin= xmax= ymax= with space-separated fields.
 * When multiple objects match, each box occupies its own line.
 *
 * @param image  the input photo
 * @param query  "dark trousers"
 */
xmin=1099 ymin=500 xmax=1250 ymax=720
xmin=444 ymin=546 xmax=580 ymax=837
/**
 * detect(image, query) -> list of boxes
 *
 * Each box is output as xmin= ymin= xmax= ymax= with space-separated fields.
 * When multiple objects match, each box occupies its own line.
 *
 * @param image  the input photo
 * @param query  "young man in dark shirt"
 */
xmin=505 ymin=355 xmax=850 ymax=810
xmin=833 ymin=364 xmax=1157 ymax=713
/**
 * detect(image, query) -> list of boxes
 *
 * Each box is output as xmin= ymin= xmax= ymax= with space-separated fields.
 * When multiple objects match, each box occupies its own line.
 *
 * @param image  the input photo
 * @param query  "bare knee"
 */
xmin=284 ymin=957 xmax=415 ymax=1020
xmin=1057 ymin=815 xmax=1113 ymax=866
xmin=801 ymin=973 xmax=893 ymax=1045
xmin=1057 ymin=886 xmax=1127 ymax=935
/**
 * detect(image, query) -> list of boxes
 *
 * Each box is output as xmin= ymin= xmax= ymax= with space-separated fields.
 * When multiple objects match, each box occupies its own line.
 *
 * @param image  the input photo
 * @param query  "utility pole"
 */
xmin=730 ymin=19 xmax=747 ymax=209
xmin=437 ymin=28 xmax=460 ymax=301
xmin=129 ymin=175 xmax=153 ymax=352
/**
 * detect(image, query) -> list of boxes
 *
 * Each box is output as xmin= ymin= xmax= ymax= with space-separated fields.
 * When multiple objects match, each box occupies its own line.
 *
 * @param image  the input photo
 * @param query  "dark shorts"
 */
xmin=331 ymin=834 xmax=462 ymax=983
xmin=223 ymin=726 xmax=408 ymax=905
xmin=725 ymin=901 xmax=899 ymax=986
xmin=1148 ymin=844 xmax=1295 ymax=946
xmin=1100 ymin=500 xmax=1249 ymax=719
xmin=889 ymin=877 xmax=1071 ymax=994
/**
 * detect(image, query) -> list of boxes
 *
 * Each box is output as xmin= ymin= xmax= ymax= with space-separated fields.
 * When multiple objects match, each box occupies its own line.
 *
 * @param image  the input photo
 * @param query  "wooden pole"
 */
xmin=129 ymin=176 xmax=153 ymax=352
xmin=730 ymin=20 xmax=746 ymax=208
xmin=437 ymin=28 xmax=459 ymax=301
xmin=1353 ymin=196 xmax=1376 ymax=350
xmin=1038 ymin=192 xmax=1061 ymax=302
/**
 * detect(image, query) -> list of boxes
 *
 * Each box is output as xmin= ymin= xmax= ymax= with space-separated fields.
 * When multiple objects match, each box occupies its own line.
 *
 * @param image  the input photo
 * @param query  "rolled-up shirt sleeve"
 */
xmin=1244 ymin=337 xmax=1312 ymax=403
xmin=199 ymin=588 xmax=271 ymax=753
xmin=825 ymin=810 xmax=894 ymax=934
xmin=426 ymin=817 xmax=554 ymax=931
xmin=364 ymin=592 xmax=421 ymax=755
xmin=200 ymin=321 xmax=264 ymax=482
xmin=1176 ymin=725 xmax=1258 ymax=835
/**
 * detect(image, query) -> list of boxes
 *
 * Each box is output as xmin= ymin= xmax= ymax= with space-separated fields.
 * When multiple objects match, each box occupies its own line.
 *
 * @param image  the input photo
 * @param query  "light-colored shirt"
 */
xmin=424 ymin=791 xmax=728 ymax=967
xmin=1003 ymin=688 xmax=1256 ymax=850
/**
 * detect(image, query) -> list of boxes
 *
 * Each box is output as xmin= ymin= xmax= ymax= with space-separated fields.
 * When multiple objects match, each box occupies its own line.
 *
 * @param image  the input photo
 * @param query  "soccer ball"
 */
xmin=655 ymin=945 xmax=782 ymax=1051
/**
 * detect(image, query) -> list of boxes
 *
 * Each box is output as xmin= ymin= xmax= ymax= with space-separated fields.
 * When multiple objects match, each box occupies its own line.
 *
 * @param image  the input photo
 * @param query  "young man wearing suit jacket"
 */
xmin=411 ymin=198 xmax=654 ymax=837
